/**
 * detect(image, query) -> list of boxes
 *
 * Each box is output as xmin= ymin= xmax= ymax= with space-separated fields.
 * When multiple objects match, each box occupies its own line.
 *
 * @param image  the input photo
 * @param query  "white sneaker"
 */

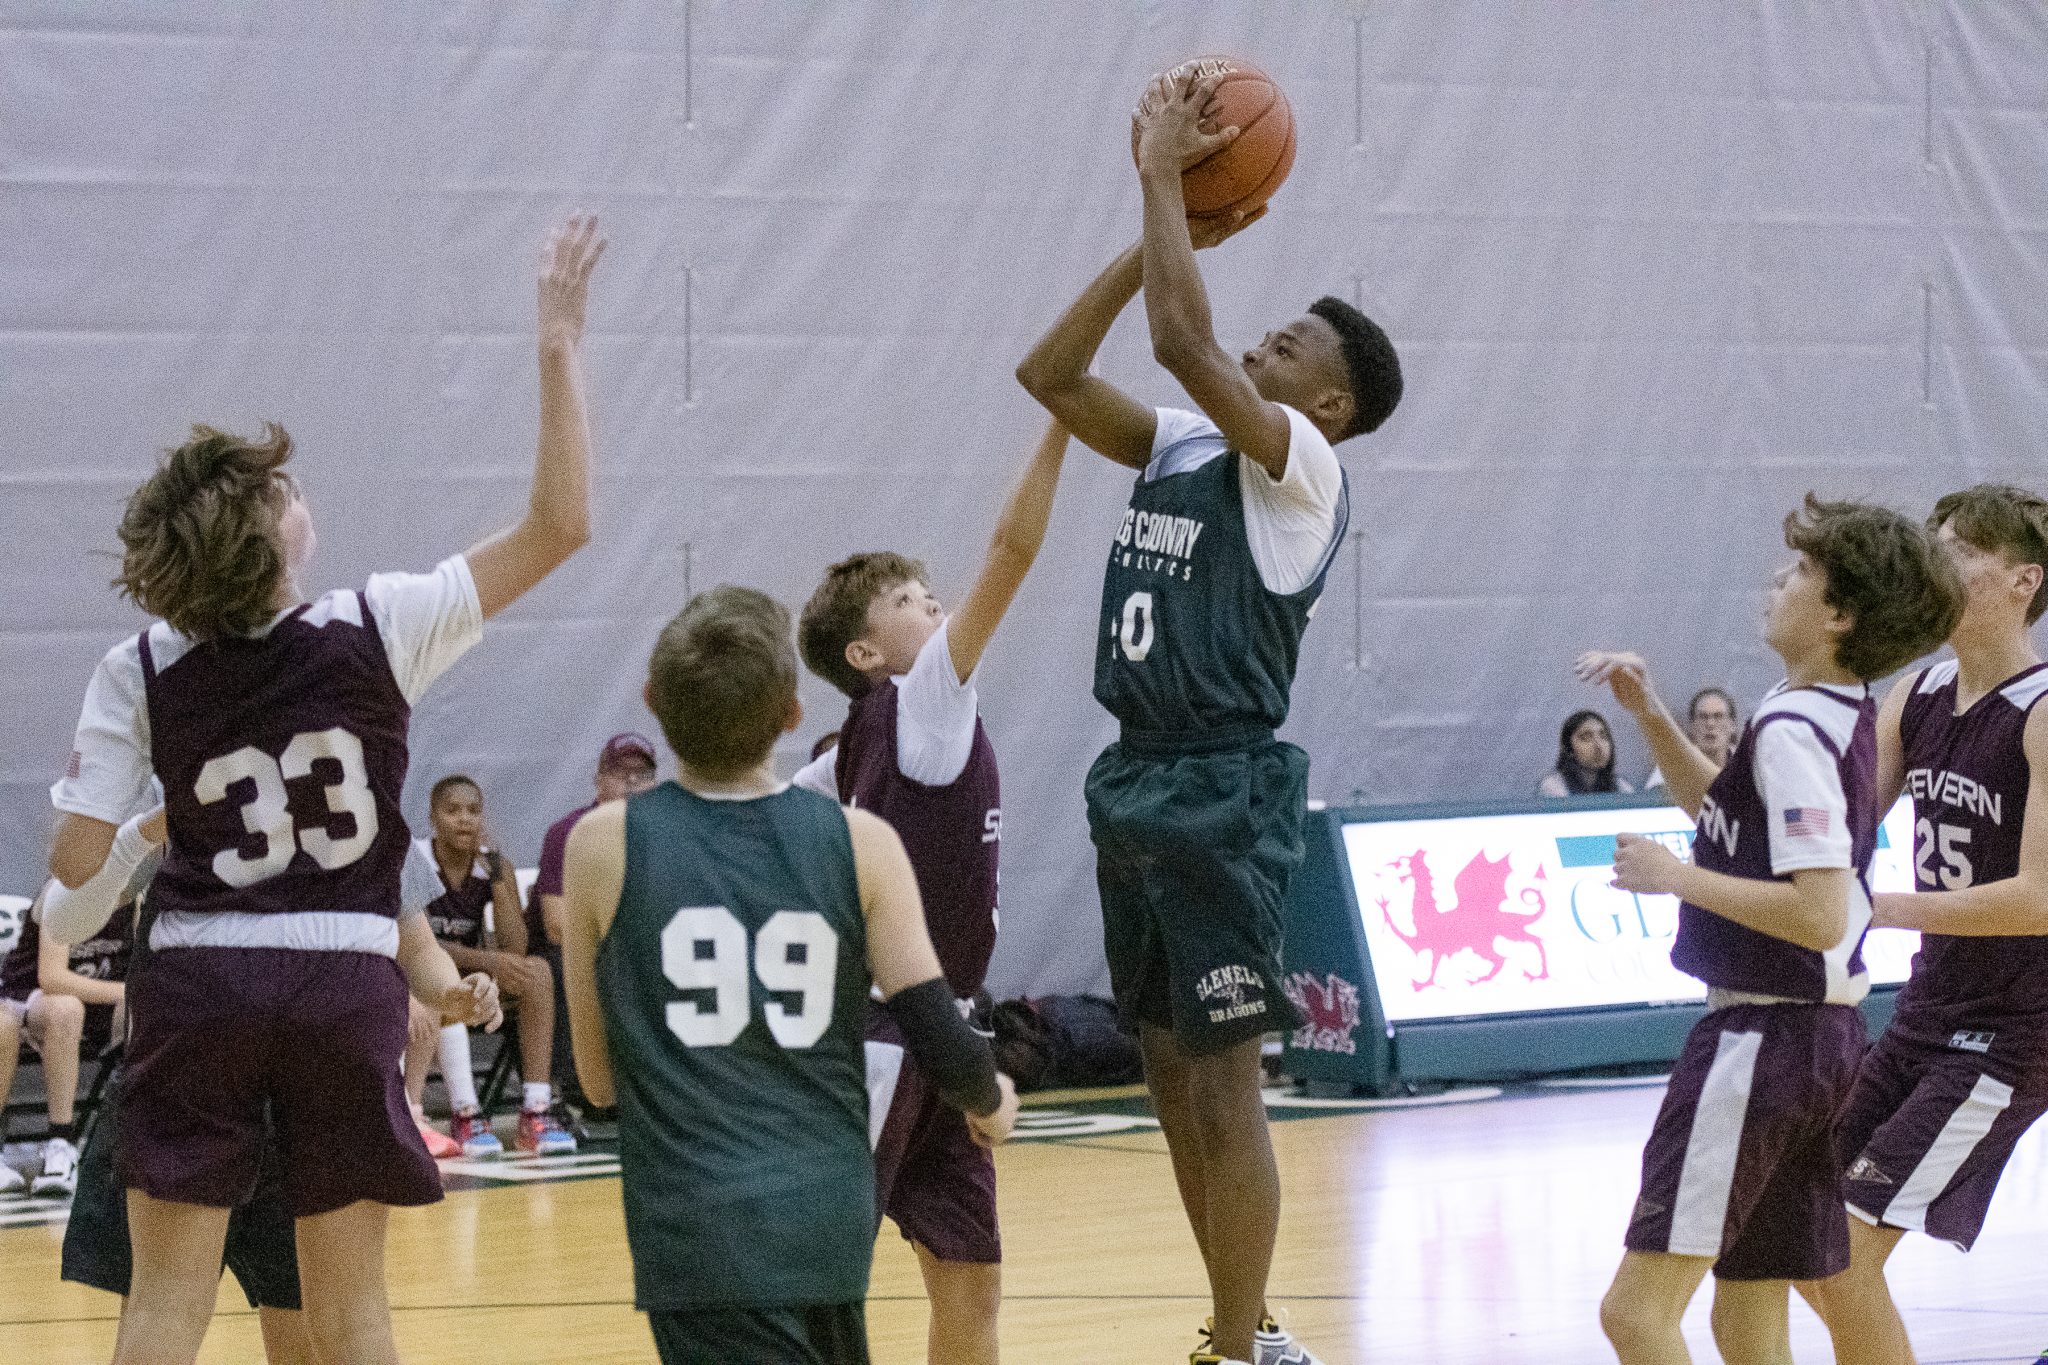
xmin=0 ymin=1159 xmax=24 ymax=1198
xmin=1201 ymin=1315 xmax=1324 ymax=1365
xmin=30 ymin=1137 xmax=78 ymax=1199
xmin=1253 ymin=1316 xmax=1322 ymax=1365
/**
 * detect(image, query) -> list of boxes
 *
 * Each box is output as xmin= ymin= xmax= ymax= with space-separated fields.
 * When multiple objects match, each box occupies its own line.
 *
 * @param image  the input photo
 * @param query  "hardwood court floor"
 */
xmin=2 ymin=1081 xmax=2043 ymax=1363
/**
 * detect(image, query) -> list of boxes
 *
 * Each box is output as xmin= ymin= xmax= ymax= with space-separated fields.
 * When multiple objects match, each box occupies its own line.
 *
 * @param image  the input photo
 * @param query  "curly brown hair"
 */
xmin=797 ymin=551 xmax=927 ymax=697
xmin=1930 ymin=483 xmax=2048 ymax=625
xmin=115 ymin=424 xmax=296 ymax=640
xmin=1783 ymin=493 xmax=1964 ymax=681
xmin=647 ymin=586 xmax=797 ymax=780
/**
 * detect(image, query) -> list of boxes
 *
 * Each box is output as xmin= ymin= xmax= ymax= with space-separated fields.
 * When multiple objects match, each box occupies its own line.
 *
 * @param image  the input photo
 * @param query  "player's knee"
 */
xmin=1599 ymin=1284 xmax=1665 ymax=1354
xmin=42 ymin=992 xmax=86 ymax=1038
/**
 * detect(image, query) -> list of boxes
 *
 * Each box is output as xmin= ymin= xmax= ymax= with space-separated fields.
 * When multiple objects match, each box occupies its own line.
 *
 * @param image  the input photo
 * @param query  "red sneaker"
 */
xmin=515 ymin=1106 xmax=577 ymax=1156
xmin=450 ymin=1106 xmax=502 ymax=1159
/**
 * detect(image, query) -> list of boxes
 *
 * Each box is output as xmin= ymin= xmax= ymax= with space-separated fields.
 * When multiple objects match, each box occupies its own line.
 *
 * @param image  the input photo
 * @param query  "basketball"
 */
xmin=1132 ymin=56 xmax=1296 ymax=218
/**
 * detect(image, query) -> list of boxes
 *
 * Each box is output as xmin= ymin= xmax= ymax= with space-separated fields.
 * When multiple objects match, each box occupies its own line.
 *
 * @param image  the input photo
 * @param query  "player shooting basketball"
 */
xmin=1015 ymin=64 xmax=1402 ymax=1365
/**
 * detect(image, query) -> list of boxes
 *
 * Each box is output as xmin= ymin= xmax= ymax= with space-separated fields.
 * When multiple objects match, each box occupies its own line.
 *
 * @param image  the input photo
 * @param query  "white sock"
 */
xmin=522 ymin=1081 xmax=551 ymax=1112
xmin=438 ymin=1025 xmax=479 ymax=1111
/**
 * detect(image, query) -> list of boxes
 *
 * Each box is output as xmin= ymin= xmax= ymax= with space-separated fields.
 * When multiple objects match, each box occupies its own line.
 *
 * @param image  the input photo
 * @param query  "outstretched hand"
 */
xmin=1133 ymin=67 xmax=1239 ymax=174
xmin=1574 ymin=650 xmax=1656 ymax=718
xmin=538 ymin=214 xmax=606 ymax=352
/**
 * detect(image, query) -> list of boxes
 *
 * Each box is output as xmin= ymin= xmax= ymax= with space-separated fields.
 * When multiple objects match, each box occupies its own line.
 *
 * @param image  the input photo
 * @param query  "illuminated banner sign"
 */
xmin=1342 ymin=801 xmax=1918 ymax=1024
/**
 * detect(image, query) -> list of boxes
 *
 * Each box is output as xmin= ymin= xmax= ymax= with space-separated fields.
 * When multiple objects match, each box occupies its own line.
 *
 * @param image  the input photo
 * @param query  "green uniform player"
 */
xmin=561 ymin=587 xmax=1019 ymax=1365
xmin=1017 ymin=67 xmax=1403 ymax=1365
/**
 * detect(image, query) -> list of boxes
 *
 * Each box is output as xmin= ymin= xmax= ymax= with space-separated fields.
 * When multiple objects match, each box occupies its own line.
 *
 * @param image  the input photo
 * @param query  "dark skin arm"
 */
xmin=1133 ymin=70 xmax=1292 ymax=479
xmin=1015 ymin=218 xmax=1262 ymax=469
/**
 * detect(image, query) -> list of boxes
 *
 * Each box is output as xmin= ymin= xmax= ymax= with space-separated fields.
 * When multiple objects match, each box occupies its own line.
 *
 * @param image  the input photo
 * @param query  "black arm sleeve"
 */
xmin=884 ymin=977 xmax=1001 ymax=1117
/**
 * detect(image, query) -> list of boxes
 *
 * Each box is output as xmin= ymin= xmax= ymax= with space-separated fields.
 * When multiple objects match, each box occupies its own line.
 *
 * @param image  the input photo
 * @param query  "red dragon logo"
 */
xmin=1283 ymin=971 xmax=1362 ymax=1054
xmin=1375 ymin=850 xmax=1550 ymax=990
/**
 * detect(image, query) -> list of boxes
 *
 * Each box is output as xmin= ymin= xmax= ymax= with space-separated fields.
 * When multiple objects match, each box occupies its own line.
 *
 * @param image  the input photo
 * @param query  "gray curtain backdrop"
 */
xmin=3 ymin=1 xmax=2042 ymax=997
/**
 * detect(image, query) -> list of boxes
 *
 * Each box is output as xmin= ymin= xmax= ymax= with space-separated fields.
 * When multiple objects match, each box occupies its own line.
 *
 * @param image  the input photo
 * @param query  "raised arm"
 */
xmin=1131 ymin=70 xmax=1291 ymax=478
xmin=467 ymin=216 xmax=606 ymax=619
xmin=561 ymin=800 xmax=628 ymax=1109
xmin=1874 ymin=702 xmax=2048 ymax=935
xmin=1576 ymin=651 xmax=1718 ymax=818
xmin=1014 ymin=245 xmax=1156 ymax=469
xmin=943 ymin=418 xmax=1070 ymax=682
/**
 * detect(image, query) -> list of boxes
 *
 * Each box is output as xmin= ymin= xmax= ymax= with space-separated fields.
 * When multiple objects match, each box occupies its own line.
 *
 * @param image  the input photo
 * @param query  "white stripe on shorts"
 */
xmin=1668 ymin=1028 xmax=1765 ymax=1256
xmin=865 ymin=1039 xmax=906 ymax=1152
xmin=150 ymin=909 xmax=399 ymax=956
xmin=1882 ymin=1073 xmax=2015 ymax=1233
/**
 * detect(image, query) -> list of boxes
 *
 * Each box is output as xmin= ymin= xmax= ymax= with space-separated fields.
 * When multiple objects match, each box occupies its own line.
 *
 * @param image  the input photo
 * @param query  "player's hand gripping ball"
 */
xmin=1131 ymin=56 xmax=1296 ymax=219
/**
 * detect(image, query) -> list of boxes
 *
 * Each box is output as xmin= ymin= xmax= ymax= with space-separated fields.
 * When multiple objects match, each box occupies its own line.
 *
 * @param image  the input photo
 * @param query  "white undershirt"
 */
xmin=1147 ymin=405 xmax=1344 ymax=596
xmin=793 ymin=620 xmax=979 ymax=796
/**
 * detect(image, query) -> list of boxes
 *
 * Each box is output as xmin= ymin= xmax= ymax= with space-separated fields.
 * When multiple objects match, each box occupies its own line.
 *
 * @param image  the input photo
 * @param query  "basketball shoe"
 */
xmin=516 ymin=1105 xmax=577 ymax=1156
xmin=412 ymin=1107 xmax=462 ymax=1160
xmin=0 ymin=1158 xmax=24 ymax=1197
xmin=1198 ymin=1314 xmax=1323 ymax=1365
xmin=30 ymin=1136 xmax=78 ymax=1198
xmin=450 ymin=1106 xmax=503 ymax=1159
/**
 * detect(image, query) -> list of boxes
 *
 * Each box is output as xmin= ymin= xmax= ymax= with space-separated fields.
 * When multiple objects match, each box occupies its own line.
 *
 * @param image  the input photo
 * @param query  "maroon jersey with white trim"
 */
xmin=1672 ymin=683 xmax=1878 ymax=1003
xmin=140 ymin=592 xmax=412 ymax=926
xmin=0 ymin=905 xmax=134 ymax=1001
xmin=1890 ymin=659 xmax=2048 ymax=1051
xmin=836 ymin=677 xmax=1001 ymax=997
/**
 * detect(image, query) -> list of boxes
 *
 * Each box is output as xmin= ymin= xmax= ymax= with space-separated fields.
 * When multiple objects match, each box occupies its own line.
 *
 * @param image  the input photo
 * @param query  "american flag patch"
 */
xmin=1783 ymin=806 xmax=1831 ymax=838
xmin=65 ymin=750 xmax=81 ymax=780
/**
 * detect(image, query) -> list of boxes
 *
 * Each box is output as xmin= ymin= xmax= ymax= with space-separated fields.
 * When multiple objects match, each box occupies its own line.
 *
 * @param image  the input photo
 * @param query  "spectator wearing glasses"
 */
xmin=1647 ymin=688 xmax=1739 ymax=791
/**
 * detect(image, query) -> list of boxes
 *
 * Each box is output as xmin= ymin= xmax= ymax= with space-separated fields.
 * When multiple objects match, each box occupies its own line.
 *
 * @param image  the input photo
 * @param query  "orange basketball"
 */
xmin=1131 ymin=56 xmax=1296 ymax=218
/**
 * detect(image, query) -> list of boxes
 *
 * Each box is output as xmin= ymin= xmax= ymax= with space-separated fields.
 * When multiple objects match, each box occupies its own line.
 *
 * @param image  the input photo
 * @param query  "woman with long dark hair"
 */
xmin=1537 ymin=708 xmax=1636 ymax=797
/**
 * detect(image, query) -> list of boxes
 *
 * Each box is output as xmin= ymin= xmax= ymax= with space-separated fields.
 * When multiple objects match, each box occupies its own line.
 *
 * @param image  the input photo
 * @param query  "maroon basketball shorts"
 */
xmin=865 ymin=1011 xmax=1000 ymax=1265
xmin=1625 ymin=1000 xmax=1867 ymax=1281
xmin=120 ymin=946 xmax=442 ymax=1217
xmin=1835 ymin=1024 xmax=2048 ymax=1250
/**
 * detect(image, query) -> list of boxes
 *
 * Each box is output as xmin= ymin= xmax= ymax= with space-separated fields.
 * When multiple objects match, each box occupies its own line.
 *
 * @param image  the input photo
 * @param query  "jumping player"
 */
xmin=1016 ymin=67 xmax=1402 ymax=1365
xmin=561 ymin=586 xmax=1020 ymax=1365
xmin=42 ymin=215 xmax=604 ymax=1365
xmin=1798 ymin=485 xmax=2048 ymax=1364
xmin=1577 ymin=495 xmax=1961 ymax=1365
xmin=792 ymin=416 xmax=1070 ymax=1365
xmin=59 ymin=810 xmax=500 ymax=1365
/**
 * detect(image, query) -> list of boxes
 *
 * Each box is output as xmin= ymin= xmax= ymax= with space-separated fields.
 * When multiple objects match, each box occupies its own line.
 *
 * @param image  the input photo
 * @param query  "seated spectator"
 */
xmin=1536 ymin=708 xmax=1635 ymax=797
xmin=399 ymin=838 xmax=498 ymax=1159
xmin=528 ymin=733 xmax=658 ymax=1121
xmin=0 ymin=855 xmax=149 ymax=1199
xmin=1647 ymin=686 xmax=1739 ymax=789
xmin=420 ymin=774 xmax=575 ymax=1157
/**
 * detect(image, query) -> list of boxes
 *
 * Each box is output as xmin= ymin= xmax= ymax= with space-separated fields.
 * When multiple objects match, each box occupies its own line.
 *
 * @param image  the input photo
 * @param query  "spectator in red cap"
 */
xmin=529 ymin=733 xmax=658 ymax=1118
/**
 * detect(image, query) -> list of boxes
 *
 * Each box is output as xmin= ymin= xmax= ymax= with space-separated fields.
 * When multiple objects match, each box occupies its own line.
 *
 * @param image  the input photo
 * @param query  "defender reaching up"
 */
xmin=43 ymin=216 xmax=604 ymax=1365
xmin=793 ymin=416 xmax=1070 ymax=1365
xmin=1017 ymin=67 xmax=1401 ymax=1365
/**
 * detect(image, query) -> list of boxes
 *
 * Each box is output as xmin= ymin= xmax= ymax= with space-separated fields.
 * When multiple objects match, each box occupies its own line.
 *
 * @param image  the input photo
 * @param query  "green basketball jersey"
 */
xmin=1094 ymin=412 xmax=1349 ymax=738
xmin=599 ymin=782 xmax=873 ymax=1311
